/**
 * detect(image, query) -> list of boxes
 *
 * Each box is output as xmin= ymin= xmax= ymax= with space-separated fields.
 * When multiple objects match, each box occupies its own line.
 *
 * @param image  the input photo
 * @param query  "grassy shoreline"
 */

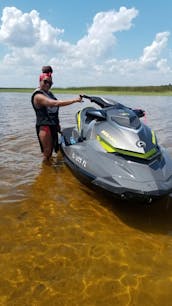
xmin=0 ymin=87 xmax=172 ymax=96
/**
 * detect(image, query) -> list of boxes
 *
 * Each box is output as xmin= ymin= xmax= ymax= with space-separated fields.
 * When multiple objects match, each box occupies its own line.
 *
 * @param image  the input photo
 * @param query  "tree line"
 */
xmin=65 ymin=84 xmax=172 ymax=92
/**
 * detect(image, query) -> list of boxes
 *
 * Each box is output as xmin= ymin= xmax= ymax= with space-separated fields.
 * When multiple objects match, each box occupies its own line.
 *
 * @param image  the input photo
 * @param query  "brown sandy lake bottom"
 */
xmin=0 ymin=93 xmax=172 ymax=305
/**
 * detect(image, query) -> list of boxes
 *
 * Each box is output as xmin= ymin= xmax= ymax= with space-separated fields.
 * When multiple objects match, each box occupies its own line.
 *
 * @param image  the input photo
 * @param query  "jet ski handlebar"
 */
xmin=80 ymin=94 xmax=91 ymax=100
xmin=80 ymin=95 xmax=115 ymax=108
xmin=80 ymin=94 xmax=98 ymax=103
xmin=80 ymin=95 xmax=145 ymax=118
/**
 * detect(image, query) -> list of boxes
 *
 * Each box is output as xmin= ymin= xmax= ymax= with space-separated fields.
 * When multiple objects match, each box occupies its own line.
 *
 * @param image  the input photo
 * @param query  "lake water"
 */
xmin=0 ymin=92 xmax=172 ymax=305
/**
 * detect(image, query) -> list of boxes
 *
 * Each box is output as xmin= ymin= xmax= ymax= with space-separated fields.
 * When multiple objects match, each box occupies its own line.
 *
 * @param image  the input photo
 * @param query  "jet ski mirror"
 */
xmin=133 ymin=109 xmax=145 ymax=118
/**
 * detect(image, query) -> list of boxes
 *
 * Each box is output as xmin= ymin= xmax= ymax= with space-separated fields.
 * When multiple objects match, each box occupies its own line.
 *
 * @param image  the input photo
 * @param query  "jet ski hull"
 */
xmin=60 ymin=137 xmax=172 ymax=202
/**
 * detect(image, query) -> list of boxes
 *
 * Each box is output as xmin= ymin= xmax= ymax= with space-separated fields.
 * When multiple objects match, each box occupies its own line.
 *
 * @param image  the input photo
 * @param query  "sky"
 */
xmin=0 ymin=0 xmax=172 ymax=88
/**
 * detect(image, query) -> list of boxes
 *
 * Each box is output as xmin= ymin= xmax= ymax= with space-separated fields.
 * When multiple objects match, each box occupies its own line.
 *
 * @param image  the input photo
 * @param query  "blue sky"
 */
xmin=0 ymin=0 xmax=172 ymax=87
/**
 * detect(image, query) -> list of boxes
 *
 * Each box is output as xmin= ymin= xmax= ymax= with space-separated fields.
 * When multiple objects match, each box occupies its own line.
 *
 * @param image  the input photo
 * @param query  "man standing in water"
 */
xmin=31 ymin=66 xmax=82 ymax=162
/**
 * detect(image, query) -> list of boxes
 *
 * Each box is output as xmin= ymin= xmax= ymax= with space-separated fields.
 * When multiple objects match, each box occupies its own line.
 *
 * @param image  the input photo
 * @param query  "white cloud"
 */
xmin=140 ymin=32 xmax=170 ymax=65
xmin=156 ymin=58 xmax=171 ymax=73
xmin=0 ymin=7 xmax=63 ymax=48
xmin=0 ymin=6 xmax=171 ymax=87
xmin=75 ymin=7 xmax=138 ymax=58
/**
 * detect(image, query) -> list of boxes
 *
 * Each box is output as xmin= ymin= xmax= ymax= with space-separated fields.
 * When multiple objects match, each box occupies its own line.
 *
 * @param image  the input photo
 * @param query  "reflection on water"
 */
xmin=0 ymin=93 xmax=172 ymax=305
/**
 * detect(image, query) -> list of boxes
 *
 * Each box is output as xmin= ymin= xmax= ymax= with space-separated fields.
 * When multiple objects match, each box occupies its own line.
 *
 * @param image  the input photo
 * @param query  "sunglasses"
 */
xmin=43 ymin=79 xmax=53 ymax=86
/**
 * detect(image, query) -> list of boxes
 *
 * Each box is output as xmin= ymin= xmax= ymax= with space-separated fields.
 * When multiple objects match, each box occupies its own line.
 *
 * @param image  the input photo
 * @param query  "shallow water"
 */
xmin=0 ymin=93 xmax=172 ymax=305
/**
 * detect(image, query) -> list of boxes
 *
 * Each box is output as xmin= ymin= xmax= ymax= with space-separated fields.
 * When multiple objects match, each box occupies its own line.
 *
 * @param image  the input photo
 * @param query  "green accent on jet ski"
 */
xmin=151 ymin=130 xmax=156 ymax=145
xmin=77 ymin=111 xmax=81 ymax=131
xmin=97 ymin=135 xmax=157 ymax=159
xmin=97 ymin=135 xmax=115 ymax=152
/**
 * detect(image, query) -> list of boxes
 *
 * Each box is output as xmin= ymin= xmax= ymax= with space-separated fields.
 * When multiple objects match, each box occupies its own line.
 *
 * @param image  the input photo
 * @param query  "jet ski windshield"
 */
xmin=106 ymin=107 xmax=141 ymax=129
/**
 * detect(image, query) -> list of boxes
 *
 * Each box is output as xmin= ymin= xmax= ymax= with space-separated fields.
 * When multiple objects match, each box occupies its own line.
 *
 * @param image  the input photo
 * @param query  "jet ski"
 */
xmin=60 ymin=94 xmax=172 ymax=202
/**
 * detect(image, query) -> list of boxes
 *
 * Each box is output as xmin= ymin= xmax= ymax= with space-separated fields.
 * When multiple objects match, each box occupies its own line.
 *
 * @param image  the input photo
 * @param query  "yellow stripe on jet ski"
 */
xmin=97 ymin=135 xmax=157 ymax=159
xmin=77 ymin=111 xmax=81 ymax=131
xmin=97 ymin=135 xmax=115 ymax=152
xmin=151 ymin=130 xmax=156 ymax=145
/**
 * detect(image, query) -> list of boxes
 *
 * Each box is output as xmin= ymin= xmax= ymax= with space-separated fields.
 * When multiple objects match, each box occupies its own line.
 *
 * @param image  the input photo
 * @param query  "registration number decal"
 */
xmin=72 ymin=152 xmax=87 ymax=167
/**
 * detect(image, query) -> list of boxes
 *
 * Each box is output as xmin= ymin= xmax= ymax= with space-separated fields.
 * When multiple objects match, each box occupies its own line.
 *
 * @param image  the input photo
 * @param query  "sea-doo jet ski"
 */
xmin=60 ymin=95 xmax=172 ymax=202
